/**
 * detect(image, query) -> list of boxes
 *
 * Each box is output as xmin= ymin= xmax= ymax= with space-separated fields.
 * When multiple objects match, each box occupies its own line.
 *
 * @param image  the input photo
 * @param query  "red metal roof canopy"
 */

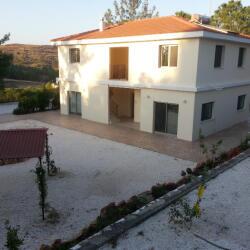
xmin=0 ymin=128 xmax=48 ymax=160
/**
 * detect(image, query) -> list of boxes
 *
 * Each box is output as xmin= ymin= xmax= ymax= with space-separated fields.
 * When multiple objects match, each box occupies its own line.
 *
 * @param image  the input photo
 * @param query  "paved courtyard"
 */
xmin=0 ymin=119 xmax=194 ymax=249
xmin=0 ymin=109 xmax=249 ymax=248
xmin=0 ymin=110 xmax=249 ymax=162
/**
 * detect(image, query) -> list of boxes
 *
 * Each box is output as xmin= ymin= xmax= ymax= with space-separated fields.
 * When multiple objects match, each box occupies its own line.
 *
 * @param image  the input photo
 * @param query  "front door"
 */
xmin=154 ymin=102 xmax=178 ymax=135
xmin=68 ymin=91 xmax=81 ymax=115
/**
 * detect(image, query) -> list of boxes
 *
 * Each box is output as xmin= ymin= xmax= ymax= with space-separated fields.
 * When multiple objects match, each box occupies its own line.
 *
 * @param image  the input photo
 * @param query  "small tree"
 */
xmin=35 ymin=159 xmax=47 ymax=220
xmin=5 ymin=220 xmax=24 ymax=250
xmin=44 ymin=133 xmax=58 ymax=176
xmin=103 ymin=0 xmax=159 ymax=25
xmin=199 ymin=131 xmax=223 ymax=162
xmin=169 ymin=184 xmax=205 ymax=229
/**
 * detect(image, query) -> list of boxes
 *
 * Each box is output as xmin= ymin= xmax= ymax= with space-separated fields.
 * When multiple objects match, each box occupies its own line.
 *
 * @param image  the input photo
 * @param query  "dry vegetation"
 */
xmin=0 ymin=44 xmax=58 ymax=70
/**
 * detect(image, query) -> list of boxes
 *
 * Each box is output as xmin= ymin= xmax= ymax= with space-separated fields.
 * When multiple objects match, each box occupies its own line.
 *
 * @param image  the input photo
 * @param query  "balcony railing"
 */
xmin=110 ymin=64 xmax=128 ymax=80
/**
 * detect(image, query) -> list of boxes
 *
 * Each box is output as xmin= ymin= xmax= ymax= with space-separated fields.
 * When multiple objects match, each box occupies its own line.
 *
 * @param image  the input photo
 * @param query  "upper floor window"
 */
xmin=214 ymin=45 xmax=225 ymax=68
xmin=237 ymin=95 xmax=246 ymax=110
xmin=201 ymin=102 xmax=214 ymax=121
xmin=159 ymin=45 xmax=178 ymax=67
xmin=69 ymin=48 xmax=80 ymax=63
xmin=238 ymin=47 xmax=246 ymax=68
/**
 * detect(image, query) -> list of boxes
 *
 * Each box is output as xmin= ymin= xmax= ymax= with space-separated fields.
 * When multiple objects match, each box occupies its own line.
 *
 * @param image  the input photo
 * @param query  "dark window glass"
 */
xmin=170 ymin=46 xmax=178 ymax=67
xmin=69 ymin=48 xmax=80 ymax=63
xmin=201 ymin=102 xmax=214 ymax=121
xmin=214 ymin=45 xmax=224 ymax=68
xmin=154 ymin=102 xmax=179 ymax=135
xmin=154 ymin=102 xmax=167 ymax=132
xmin=238 ymin=48 xmax=246 ymax=67
xmin=237 ymin=95 xmax=246 ymax=110
xmin=160 ymin=46 xmax=169 ymax=67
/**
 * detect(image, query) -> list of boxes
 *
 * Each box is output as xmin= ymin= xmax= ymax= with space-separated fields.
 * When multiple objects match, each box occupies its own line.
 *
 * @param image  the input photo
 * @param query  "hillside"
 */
xmin=0 ymin=44 xmax=58 ymax=70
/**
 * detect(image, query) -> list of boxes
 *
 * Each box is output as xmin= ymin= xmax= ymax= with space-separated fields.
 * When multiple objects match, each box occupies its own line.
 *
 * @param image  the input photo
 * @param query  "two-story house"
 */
xmin=51 ymin=16 xmax=250 ymax=141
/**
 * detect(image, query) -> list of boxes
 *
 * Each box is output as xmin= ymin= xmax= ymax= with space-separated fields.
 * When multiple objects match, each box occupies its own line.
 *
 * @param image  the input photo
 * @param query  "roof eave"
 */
xmin=50 ymin=30 xmax=250 ymax=46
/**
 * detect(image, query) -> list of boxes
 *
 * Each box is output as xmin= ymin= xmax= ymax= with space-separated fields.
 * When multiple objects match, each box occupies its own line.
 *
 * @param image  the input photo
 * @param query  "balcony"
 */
xmin=110 ymin=47 xmax=128 ymax=81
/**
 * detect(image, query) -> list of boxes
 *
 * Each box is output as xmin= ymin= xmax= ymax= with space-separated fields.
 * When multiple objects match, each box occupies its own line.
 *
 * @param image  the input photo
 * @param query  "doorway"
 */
xmin=154 ymin=102 xmax=179 ymax=135
xmin=68 ymin=91 xmax=81 ymax=115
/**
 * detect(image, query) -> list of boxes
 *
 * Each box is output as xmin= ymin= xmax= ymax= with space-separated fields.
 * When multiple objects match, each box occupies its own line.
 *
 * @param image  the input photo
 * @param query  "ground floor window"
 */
xmin=237 ymin=95 xmax=246 ymax=110
xmin=154 ymin=102 xmax=179 ymax=135
xmin=68 ymin=91 xmax=81 ymax=115
xmin=201 ymin=102 xmax=214 ymax=121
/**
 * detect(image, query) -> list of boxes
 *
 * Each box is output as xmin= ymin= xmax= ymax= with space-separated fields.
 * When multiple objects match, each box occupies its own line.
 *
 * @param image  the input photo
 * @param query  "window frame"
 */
xmin=237 ymin=47 xmax=246 ymax=68
xmin=159 ymin=45 xmax=179 ymax=68
xmin=201 ymin=102 xmax=214 ymax=121
xmin=237 ymin=95 xmax=246 ymax=111
xmin=214 ymin=45 xmax=225 ymax=68
xmin=69 ymin=48 xmax=80 ymax=64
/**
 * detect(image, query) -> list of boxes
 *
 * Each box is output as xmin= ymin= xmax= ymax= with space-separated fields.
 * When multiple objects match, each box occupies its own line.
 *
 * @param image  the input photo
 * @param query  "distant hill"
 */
xmin=0 ymin=44 xmax=58 ymax=83
xmin=0 ymin=44 xmax=58 ymax=70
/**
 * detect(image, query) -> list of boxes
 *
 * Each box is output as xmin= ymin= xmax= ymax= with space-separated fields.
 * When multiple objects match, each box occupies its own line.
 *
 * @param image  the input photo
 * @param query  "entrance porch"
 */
xmin=109 ymin=87 xmax=140 ymax=130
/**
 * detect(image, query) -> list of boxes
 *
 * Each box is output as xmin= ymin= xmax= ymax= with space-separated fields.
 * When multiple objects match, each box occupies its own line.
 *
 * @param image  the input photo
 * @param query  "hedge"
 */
xmin=12 ymin=83 xmax=59 ymax=115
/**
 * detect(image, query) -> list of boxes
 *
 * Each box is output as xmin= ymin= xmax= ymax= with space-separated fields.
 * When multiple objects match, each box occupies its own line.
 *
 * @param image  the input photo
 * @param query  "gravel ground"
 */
xmin=101 ymin=157 xmax=250 ymax=250
xmin=0 ymin=103 xmax=18 ymax=115
xmin=0 ymin=120 xmax=194 ymax=249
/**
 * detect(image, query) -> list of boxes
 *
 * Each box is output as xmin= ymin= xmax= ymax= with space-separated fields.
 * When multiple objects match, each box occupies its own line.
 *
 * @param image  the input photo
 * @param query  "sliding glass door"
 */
xmin=68 ymin=91 xmax=82 ymax=115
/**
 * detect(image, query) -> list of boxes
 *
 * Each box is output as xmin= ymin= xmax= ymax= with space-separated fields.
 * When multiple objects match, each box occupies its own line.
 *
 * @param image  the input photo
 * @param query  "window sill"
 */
xmin=200 ymin=118 xmax=215 ymax=124
xmin=159 ymin=66 xmax=178 ymax=69
xmin=237 ymin=108 xmax=246 ymax=113
xmin=214 ymin=67 xmax=224 ymax=70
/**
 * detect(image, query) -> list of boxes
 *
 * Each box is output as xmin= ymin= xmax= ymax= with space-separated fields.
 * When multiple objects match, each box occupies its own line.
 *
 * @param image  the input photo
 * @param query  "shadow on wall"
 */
xmin=60 ymin=46 xmax=95 ymax=82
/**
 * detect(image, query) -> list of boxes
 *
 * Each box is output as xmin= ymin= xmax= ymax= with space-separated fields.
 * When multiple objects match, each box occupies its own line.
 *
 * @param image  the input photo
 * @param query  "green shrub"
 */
xmin=36 ymin=90 xmax=50 ymax=111
xmin=12 ymin=84 xmax=59 ymax=115
xmin=6 ymin=65 xmax=58 ymax=82
xmin=151 ymin=182 xmax=178 ymax=199
xmin=151 ymin=184 xmax=167 ymax=198
xmin=0 ymin=88 xmax=23 ymax=103
xmin=5 ymin=220 xmax=24 ymax=250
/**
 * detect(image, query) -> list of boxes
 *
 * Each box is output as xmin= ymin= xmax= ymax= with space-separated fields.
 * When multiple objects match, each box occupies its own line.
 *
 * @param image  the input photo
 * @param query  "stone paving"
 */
xmin=0 ymin=110 xmax=249 ymax=162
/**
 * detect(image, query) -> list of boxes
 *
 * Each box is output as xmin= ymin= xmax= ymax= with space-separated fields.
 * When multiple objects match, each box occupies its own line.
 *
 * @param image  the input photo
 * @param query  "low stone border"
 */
xmin=71 ymin=150 xmax=249 ymax=250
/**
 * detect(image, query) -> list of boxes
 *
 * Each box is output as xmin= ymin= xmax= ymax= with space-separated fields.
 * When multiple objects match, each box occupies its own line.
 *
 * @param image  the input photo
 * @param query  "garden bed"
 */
xmin=101 ymin=157 xmax=250 ymax=250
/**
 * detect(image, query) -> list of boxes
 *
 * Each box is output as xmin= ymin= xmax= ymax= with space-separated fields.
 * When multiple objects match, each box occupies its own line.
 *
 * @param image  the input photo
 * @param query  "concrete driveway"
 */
xmin=0 ymin=102 xmax=18 ymax=115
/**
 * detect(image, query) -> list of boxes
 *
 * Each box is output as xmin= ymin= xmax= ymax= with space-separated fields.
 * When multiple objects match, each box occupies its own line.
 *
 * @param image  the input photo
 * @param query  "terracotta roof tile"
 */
xmin=51 ymin=16 xmax=250 ymax=42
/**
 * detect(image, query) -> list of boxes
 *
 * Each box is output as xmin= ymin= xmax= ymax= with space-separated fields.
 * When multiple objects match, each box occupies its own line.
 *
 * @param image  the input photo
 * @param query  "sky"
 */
xmin=1 ymin=0 xmax=250 ymax=45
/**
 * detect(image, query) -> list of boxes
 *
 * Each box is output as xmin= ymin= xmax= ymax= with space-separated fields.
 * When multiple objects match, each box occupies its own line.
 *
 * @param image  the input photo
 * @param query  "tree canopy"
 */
xmin=211 ymin=0 xmax=250 ymax=34
xmin=0 ymin=33 xmax=10 ymax=45
xmin=0 ymin=34 xmax=13 ymax=90
xmin=175 ymin=11 xmax=191 ymax=20
xmin=103 ymin=0 xmax=159 ymax=25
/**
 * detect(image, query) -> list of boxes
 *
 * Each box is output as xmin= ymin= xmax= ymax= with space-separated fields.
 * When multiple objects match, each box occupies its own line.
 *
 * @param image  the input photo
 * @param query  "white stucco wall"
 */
xmin=140 ymin=88 xmax=196 ymax=141
xmin=196 ymin=39 xmax=250 ymax=88
xmin=58 ymin=38 xmax=200 ymax=90
xmin=57 ymin=36 xmax=250 ymax=141
xmin=134 ymin=90 xmax=141 ymax=123
xmin=192 ymin=85 xmax=250 ymax=139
